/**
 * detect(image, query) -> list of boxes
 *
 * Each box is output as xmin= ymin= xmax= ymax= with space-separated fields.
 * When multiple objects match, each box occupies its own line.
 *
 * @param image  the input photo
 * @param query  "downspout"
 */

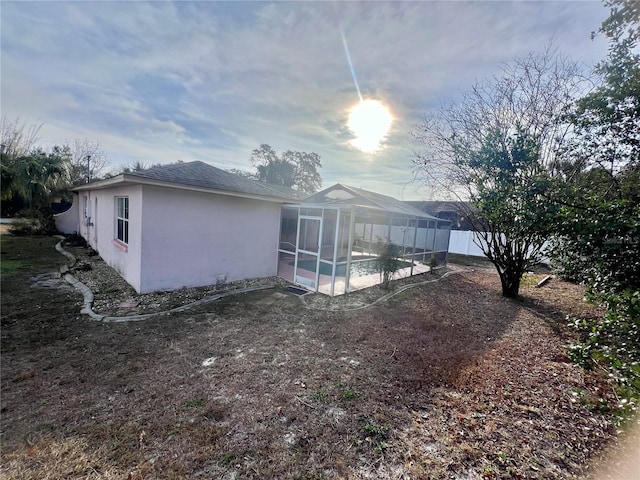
xmin=86 ymin=191 xmax=92 ymax=242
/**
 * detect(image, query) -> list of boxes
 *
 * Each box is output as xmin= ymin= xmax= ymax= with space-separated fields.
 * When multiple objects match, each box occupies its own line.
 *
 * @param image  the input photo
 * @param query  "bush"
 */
xmin=374 ymin=239 xmax=402 ymax=289
xmin=9 ymin=207 xmax=58 ymax=235
xmin=551 ymin=200 xmax=640 ymax=426
xmin=568 ymin=289 xmax=640 ymax=425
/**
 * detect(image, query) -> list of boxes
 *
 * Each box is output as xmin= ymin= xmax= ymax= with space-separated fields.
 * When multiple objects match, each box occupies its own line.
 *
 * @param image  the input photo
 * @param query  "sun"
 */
xmin=347 ymin=99 xmax=393 ymax=153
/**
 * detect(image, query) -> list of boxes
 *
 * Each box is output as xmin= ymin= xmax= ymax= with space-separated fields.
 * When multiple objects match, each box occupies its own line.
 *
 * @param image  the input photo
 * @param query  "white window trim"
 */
xmin=115 ymin=196 xmax=129 ymax=245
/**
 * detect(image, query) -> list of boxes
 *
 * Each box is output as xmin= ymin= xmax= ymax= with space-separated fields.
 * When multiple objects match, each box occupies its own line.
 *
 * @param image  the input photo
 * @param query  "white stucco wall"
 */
xmin=77 ymin=186 xmax=143 ymax=292
xmin=138 ymin=185 xmax=282 ymax=293
xmin=54 ymin=195 xmax=80 ymax=234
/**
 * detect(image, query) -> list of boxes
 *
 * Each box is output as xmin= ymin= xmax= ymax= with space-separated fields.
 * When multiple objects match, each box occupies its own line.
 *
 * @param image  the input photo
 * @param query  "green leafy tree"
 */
xmin=549 ymin=0 xmax=639 ymax=424
xmin=227 ymin=168 xmax=257 ymax=180
xmin=413 ymin=48 xmax=584 ymax=297
xmin=249 ymin=144 xmax=322 ymax=194
xmin=466 ymin=130 xmax=557 ymax=297
xmin=281 ymin=149 xmax=322 ymax=195
xmin=551 ymin=0 xmax=639 ymax=290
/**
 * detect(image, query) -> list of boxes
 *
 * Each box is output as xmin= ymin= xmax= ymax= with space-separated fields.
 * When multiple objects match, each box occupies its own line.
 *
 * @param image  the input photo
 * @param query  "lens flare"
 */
xmin=348 ymin=99 xmax=393 ymax=153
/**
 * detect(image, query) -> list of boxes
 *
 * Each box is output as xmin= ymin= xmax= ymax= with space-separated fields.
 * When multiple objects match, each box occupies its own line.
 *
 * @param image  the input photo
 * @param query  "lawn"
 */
xmin=0 ymin=235 xmax=623 ymax=479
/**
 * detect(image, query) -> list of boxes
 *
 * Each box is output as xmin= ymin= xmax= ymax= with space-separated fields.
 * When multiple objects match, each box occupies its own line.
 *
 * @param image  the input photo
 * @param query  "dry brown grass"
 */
xmin=1 ymin=236 xmax=621 ymax=479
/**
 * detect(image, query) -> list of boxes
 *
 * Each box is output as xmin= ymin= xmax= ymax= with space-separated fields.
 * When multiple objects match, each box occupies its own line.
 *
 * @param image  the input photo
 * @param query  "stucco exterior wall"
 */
xmin=138 ymin=185 xmax=282 ymax=293
xmin=54 ymin=195 xmax=80 ymax=234
xmin=77 ymin=186 xmax=143 ymax=292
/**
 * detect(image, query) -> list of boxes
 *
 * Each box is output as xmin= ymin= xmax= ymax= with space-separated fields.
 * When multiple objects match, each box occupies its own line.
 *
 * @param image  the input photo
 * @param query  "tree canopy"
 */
xmin=551 ymin=0 xmax=639 ymax=293
xmin=1 ymin=149 xmax=68 ymax=209
xmin=0 ymin=117 xmax=111 ymax=216
xmin=412 ymin=48 xmax=584 ymax=297
xmin=248 ymin=144 xmax=322 ymax=195
xmin=546 ymin=1 xmax=639 ymax=422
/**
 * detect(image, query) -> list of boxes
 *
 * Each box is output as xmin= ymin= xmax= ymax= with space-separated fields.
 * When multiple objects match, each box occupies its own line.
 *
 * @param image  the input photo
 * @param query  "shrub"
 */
xmin=9 ymin=207 xmax=58 ymax=235
xmin=373 ymin=239 xmax=402 ymax=289
xmin=568 ymin=289 xmax=640 ymax=425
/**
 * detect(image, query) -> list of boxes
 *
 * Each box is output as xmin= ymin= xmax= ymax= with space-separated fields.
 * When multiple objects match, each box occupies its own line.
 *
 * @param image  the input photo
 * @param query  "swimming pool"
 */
xmin=295 ymin=258 xmax=413 ymax=277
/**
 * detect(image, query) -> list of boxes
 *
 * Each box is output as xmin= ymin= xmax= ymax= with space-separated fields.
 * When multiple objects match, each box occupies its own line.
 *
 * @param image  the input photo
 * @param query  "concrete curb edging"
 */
xmin=55 ymin=237 xmax=473 ymax=320
xmin=54 ymin=238 xmax=275 ymax=322
xmin=54 ymin=235 xmax=77 ymax=267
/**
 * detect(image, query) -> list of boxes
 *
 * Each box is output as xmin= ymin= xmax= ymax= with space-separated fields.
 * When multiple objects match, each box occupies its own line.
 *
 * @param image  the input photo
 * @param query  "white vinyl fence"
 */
xmin=448 ymin=230 xmax=487 ymax=257
xmin=448 ymin=230 xmax=550 ymax=262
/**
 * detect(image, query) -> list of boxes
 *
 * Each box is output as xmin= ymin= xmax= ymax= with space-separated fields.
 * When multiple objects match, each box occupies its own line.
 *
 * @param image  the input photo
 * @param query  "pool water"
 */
xmin=296 ymin=258 xmax=413 ymax=277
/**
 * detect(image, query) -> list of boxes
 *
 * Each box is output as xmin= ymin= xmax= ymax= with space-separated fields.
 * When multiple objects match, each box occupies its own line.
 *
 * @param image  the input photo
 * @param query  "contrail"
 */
xmin=340 ymin=27 xmax=363 ymax=103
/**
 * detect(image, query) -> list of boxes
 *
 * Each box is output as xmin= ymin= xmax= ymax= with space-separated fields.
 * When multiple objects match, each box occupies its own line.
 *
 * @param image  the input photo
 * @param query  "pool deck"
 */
xmin=277 ymin=257 xmax=431 ymax=296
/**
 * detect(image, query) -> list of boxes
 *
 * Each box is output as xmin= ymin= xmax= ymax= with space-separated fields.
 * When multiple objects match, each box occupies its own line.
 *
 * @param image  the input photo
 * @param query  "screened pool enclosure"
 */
xmin=277 ymin=184 xmax=452 ymax=296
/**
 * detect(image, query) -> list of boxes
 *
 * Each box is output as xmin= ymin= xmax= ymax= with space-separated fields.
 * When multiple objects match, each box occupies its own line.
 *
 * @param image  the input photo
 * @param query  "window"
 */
xmin=116 ymin=197 xmax=129 ymax=244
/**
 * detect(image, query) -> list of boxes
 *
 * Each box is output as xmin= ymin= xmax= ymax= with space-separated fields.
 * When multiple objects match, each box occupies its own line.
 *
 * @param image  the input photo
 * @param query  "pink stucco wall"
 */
xmin=72 ymin=183 xmax=283 ymax=294
xmin=77 ymin=185 xmax=144 ymax=292
xmin=138 ymin=185 xmax=282 ymax=293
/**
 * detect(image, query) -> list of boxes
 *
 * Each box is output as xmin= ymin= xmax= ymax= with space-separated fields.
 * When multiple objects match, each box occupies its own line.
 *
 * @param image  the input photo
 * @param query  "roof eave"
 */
xmin=285 ymin=202 xmax=442 ymax=220
xmin=74 ymin=175 xmax=297 ymax=203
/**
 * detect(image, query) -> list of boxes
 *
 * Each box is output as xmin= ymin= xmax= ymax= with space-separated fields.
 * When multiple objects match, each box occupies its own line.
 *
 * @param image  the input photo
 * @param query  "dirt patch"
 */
xmin=1 ymin=236 xmax=623 ymax=479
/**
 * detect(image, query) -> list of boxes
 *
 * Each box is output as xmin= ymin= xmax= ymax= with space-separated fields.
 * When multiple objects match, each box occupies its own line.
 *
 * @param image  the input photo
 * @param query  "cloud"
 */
xmin=1 ymin=1 xmax=609 ymax=199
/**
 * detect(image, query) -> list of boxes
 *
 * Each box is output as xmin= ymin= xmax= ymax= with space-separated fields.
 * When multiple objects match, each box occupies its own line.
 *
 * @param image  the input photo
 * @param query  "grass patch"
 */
xmin=220 ymin=453 xmax=237 ymax=467
xmin=362 ymin=422 xmax=390 ymax=453
xmin=363 ymin=422 xmax=388 ymax=438
xmin=183 ymin=397 xmax=206 ymax=409
xmin=341 ymin=389 xmax=359 ymax=400
xmin=310 ymin=389 xmax=328 ymax=403
xmin=0 ymin=259 xmax=30 ymax=278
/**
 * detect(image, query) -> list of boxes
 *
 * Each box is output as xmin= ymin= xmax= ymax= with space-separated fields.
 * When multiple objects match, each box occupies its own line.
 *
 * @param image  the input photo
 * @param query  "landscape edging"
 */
xmin=54 ymin=237 xmax=275 ymax=322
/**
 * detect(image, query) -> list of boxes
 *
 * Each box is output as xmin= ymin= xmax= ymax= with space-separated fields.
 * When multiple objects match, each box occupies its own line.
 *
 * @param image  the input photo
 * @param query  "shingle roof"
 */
xmin=405 ymin=200 xmax=468 ymax=216
xmin=91 ymin=161 xmax=305 ymax=201
xmin=406 ymin=200 xmax=474 ymax=230
xmin=303 ymin=184 xmax=441 ymax=219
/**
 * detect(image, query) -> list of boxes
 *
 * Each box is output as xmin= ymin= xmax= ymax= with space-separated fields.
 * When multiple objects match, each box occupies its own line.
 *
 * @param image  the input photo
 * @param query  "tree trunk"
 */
xmin=498 ymin=266 xmax=523 ymax=298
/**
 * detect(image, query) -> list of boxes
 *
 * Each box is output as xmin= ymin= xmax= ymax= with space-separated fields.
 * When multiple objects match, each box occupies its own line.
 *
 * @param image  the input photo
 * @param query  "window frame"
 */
xmin=115 ymin=196 xmax=129 ymax=245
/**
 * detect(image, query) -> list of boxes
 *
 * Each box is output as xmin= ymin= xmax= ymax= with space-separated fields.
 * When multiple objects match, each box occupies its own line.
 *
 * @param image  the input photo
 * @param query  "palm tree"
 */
xmin=11 ymin=151 xmax=68 ymax=208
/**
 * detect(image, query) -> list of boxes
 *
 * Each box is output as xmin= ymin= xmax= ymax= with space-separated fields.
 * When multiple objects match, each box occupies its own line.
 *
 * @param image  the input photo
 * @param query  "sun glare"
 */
xmin=347 ymin=99 xmax=393 ymax=153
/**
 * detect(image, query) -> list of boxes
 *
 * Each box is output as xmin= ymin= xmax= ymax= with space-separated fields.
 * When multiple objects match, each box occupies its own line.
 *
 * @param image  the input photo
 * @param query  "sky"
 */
xmin=1 ymin=1 xmax=610 ymax=200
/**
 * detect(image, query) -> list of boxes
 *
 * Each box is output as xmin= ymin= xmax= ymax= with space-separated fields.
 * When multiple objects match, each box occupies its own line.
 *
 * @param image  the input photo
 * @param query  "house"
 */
xmin=56 ymin=162 xmax=452 ymax=296
xmin=405 ymin=201 xmax=474 ymax=231
xmin=55 ymin=161 xmax=304 ymax=293
xmin=406 ymin=201 xmax=495 ymax=258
